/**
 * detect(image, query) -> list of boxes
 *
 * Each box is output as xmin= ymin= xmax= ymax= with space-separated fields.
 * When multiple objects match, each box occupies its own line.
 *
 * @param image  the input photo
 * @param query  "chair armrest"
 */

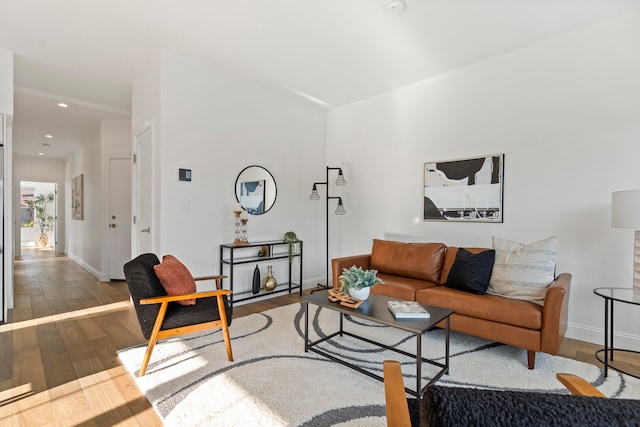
xmin=331 ymin=254 xmax=371 ymax=289
xmin=556 ymin=373 xmax=605 ymax=397
xmin=194 ymin=275 xmax=228 ymax=290
xmin=140 ymin=289 xmax=232 ymax=305
xmin=383 ymin=360 xmax=412 ymax=427
xmin=194 ymin=275 xmax=227 ymax=281
xmin=541 ymin=273 xmax=571 ymax=354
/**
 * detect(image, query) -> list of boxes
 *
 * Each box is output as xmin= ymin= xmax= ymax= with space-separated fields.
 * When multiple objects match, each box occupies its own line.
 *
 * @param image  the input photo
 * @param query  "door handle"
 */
xmin=141 ymin=227 xmax=151 ymax=233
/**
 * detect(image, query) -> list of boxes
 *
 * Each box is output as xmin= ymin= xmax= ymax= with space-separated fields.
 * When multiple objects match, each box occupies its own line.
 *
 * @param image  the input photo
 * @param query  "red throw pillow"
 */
xmin=153 ymin=255 xmax=197 ymax=305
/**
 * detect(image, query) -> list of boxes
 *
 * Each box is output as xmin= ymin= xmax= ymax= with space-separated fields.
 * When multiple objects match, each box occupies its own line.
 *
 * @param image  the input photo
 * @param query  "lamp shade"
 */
xmin=612 ymin=190 xmax=640 ymax=229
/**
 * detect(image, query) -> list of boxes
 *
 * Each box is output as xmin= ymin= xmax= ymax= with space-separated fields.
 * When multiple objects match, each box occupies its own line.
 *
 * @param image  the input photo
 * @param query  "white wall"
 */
xmin=0 ymin=49 xmax=12 ymax=113
xmin=132 ymin=50 xmax=327 ymax=291
xmin=65 ymin=126 xmax=102 ymax=277
xmin=101 ymin=119 xmax=131 ymax=154
xmin=327 ymin=11 xmax=640 ymax=347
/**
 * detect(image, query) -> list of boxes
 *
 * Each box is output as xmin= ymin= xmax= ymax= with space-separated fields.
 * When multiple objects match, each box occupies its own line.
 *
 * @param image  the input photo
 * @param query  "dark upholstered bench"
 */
xmin=384 ymin=360 xmax=640 ymax=427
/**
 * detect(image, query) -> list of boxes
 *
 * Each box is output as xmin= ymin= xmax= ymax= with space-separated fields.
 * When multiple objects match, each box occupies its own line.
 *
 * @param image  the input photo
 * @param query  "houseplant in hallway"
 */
xmin=28 ymin=192 xmax=55 ymax=248
xmin=339 ymin=265 xmax=383 ymax=300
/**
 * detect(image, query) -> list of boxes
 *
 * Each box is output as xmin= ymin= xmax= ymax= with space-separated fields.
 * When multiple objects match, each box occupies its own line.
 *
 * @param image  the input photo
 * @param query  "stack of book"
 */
xmin=387 ymin=300 xmax=430 ymax=319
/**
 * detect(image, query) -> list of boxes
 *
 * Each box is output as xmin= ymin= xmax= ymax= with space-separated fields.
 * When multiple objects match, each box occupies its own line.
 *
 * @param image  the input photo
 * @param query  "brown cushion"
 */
xmin=369 ymin=239 xmax=446 ymax=282
xmin=416 ymin=286 xmax=543 ymax=330
xmin=153 ymin=255 xmax=196 ymax=305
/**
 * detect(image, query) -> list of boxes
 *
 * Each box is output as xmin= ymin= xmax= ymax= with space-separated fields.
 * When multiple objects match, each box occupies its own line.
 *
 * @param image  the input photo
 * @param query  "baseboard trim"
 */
xmin=67 ymin=252 xmax=109 ymax=282
xmin=566 ymin=322 xmax=640 ymax=350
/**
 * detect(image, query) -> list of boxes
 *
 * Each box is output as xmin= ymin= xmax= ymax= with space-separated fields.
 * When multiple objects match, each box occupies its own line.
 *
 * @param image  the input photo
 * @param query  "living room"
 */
xmin=1 ymin=1 xmax=640 ymax=424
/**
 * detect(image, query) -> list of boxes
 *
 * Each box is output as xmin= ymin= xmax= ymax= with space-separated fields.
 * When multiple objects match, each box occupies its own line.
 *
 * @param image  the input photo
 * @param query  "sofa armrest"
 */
xmin=331 ymin=254 xmax=371 ymax=289
xmin=541 ymin=273 xmax=572 ymax=354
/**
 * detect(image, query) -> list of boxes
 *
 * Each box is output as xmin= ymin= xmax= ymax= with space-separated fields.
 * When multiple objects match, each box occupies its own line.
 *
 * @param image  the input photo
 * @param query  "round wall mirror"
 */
xmin=235 ymin=165 xmax=277 ymax=215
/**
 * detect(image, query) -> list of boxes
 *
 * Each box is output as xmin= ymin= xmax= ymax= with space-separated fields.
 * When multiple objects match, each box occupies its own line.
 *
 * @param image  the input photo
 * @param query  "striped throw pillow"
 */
xmin=487 ymin=236 xmax=558 ymax=305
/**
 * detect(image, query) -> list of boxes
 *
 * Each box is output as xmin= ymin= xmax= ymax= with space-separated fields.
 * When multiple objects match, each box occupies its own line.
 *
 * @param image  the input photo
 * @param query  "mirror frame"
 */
xmin=234 ymin=165 xmax=277 ymax=215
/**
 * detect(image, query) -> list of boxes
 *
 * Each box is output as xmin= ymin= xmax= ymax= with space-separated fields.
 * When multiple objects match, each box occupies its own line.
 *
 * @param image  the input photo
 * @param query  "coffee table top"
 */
xmin=302 ymin=290 xmax=454 ymax=334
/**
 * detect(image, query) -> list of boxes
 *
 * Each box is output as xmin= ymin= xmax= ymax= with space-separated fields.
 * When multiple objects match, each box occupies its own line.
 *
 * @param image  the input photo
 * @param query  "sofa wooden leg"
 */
xmin=527 ymin=350 xmax=535 ymax=369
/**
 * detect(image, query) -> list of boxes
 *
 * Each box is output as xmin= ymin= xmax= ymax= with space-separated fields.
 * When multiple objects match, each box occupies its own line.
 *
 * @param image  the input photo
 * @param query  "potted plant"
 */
xmin=339 ymin=265 xmax=384 ymax=300
xmin=283 ymin=231 xmax=301 ymax=262
xmin=27 ymin=192 xmax=55 ymax=248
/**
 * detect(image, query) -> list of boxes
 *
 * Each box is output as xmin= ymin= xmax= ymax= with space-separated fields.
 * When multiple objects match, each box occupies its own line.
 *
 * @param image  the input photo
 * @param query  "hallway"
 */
xmin=1 ymin=248 xmax=162 ymax=426
xmin=0 ymin=249 xmax=300 ymax=426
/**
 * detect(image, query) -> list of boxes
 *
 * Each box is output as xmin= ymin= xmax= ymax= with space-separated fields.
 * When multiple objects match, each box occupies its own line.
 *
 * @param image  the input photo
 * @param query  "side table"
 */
xmin=593 ymin=287 xmax=640 ymax=378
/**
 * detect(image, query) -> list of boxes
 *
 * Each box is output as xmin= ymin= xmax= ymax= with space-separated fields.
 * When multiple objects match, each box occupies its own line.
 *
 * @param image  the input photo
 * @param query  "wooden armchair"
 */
xmin=123 ymin=253 xmax=233 ymax=376
xmin=383 ymin=360 xmax=639 ymax=427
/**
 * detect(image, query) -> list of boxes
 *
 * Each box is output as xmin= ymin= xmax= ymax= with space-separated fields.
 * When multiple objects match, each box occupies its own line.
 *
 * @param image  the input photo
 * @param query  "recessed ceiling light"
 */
xmin=38 ymin=152 xmax=45 ymax=156
xmin=45 ymin=134 xmax=53 ymax=138
xmin=57 ymin=103 xmax=68 ymax=108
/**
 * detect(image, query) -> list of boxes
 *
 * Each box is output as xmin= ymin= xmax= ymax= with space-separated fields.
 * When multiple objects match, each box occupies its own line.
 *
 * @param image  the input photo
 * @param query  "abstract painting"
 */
xmin=424 ymin=154 xmax=504 ymax=222
xmin=240 ymin=180 xmax=265 ymax=214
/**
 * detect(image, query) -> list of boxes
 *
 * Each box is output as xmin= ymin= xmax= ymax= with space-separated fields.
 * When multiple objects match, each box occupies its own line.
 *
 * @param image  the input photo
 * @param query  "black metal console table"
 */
xmin=220 ymin=240 xmax=303 ymax=307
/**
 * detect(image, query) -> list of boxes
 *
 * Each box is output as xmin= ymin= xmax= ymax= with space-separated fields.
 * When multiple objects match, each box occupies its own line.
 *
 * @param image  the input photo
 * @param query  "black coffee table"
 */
xmin=302 ymin=290 xmax=453 ymax=397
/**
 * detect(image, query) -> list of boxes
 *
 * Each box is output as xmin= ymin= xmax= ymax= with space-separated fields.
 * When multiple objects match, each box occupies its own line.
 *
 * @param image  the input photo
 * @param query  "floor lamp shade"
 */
xmin=612 ymin=190 xmax=640 ymax=293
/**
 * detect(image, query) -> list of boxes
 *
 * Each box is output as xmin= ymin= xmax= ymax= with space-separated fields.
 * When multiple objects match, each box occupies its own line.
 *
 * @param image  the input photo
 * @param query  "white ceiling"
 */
xmin=2 ymin=0 xmax=640 ymax=159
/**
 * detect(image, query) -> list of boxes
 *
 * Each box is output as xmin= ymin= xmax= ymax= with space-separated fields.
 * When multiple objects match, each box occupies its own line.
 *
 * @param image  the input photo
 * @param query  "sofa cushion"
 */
xmin=371 ymin=273 xmax=439 ymax=301
xmin=446 ymin=248 xmax=495 ymax=294
xmin=488 ymin=236 xmax=558 ymax=305
xmin=416 ymin=286 xmax=543 ymax=330
xmin=369 ymin=239 xmax=446 ymax=282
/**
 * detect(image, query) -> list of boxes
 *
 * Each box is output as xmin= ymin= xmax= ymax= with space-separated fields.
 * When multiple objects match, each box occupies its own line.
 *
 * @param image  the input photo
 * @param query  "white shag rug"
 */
xmin=117 ymin=303 xmax=640 ymax=426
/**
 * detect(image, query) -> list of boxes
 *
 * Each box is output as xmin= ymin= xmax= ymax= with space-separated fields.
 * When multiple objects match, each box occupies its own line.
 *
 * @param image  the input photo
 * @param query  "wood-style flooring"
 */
xmin=0 ymin=249 xmax=636 ymax=426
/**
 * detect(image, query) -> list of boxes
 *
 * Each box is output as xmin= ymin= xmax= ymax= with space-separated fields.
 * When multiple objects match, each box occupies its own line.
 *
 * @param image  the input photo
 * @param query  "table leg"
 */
xmin=610 ymin=299 xmax=615 ymax=362
xmin=339 ymin=312 xmax=344 ymax=336
xmin=416 ymin=333 xmax=422 ymax=398
xmin=604 ymin=297 xmax=609 ymax=377
xmin=445 ymin=316 xmax=450 ymax=375
xmin=304 ymin=301 xmax=309 ymax=352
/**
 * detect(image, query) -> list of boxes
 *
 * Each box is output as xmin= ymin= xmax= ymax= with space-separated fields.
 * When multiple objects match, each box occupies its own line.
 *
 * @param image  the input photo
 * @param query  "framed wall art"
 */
xmin=239 ymin=179 xmax=266 ymax=215
xmin=72 ymin=174 xmax=84 ymax=220
xmin=423 ymin=154 xmax=504 ymax=222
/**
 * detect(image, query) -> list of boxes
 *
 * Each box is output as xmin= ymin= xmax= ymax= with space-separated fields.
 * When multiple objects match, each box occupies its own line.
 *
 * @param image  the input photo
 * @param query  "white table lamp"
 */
xmin=612 ymin=190 xmax=640 ymax=293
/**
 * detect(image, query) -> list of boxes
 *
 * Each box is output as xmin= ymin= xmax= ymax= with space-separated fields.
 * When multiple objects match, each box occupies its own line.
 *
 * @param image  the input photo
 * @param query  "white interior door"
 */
xmin=135 ymin=128 xmax=153 ymax=255
xmin=108 ymin=157 xmax=131 ymax=279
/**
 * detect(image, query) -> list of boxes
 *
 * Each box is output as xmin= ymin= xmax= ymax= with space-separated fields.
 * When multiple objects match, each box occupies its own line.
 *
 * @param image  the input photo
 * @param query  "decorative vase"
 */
xmin=348 ymin=287 xmax=370 ymax=301
xmin=37 ymin=233 xmax=48 ymax=248
xmin=263 ymin=265 xmax=278 ymax=292
xmin=252 ymin=265 xmax=261 ymax=294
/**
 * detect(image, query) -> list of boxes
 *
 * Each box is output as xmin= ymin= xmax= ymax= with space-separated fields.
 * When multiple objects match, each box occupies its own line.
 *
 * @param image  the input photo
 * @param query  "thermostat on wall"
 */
xmin=179 ymin=168 xmax=192 ymax=182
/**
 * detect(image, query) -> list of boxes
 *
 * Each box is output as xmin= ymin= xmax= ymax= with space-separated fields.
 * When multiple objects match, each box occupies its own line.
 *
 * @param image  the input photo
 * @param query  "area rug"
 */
xmin=117 ymin=303 xmax=640 ymax=426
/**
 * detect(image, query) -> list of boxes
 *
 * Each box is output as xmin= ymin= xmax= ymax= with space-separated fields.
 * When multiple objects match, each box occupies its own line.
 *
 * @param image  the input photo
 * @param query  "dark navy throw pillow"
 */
xmin=445 ymin=248 xmax=496 ymax=294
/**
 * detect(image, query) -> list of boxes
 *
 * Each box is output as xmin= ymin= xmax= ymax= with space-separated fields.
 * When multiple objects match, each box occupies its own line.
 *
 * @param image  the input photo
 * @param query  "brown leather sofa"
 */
xmin=331 ymin=239 xmax=571 ymax=369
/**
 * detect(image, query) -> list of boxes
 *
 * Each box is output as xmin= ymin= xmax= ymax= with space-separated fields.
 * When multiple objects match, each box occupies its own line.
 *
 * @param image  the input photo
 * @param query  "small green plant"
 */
xmin=339 ymin=266 xmax=384 ymax=291
xmin=283 ymin=231 xmax=300 ymax=262
xmin=27 ymin=192 xmax=55 ymax=235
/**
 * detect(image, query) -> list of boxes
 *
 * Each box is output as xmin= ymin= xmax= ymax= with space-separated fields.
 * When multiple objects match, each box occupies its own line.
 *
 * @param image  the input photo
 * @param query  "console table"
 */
xmin=220 ymin=240 xmax=303 ymax=307
xmin=593 ymin=287 xmax=640 ymax=379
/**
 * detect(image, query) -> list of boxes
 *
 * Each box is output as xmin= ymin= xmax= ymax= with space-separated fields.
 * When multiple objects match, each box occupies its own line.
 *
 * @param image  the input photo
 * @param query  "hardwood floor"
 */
xmin=0 ymin=249 xmax=636 ymax=426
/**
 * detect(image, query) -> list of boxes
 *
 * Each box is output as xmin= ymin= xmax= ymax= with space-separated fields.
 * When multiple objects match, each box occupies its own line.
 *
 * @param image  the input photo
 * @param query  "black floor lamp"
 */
xmin=309 ymin=166 xmax=346 ymax=292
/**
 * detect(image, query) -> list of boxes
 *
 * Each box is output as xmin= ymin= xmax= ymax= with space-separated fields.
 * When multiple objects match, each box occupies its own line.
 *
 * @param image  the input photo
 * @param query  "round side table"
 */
xmin=593 ymin=287 xmax=640 ymax=378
